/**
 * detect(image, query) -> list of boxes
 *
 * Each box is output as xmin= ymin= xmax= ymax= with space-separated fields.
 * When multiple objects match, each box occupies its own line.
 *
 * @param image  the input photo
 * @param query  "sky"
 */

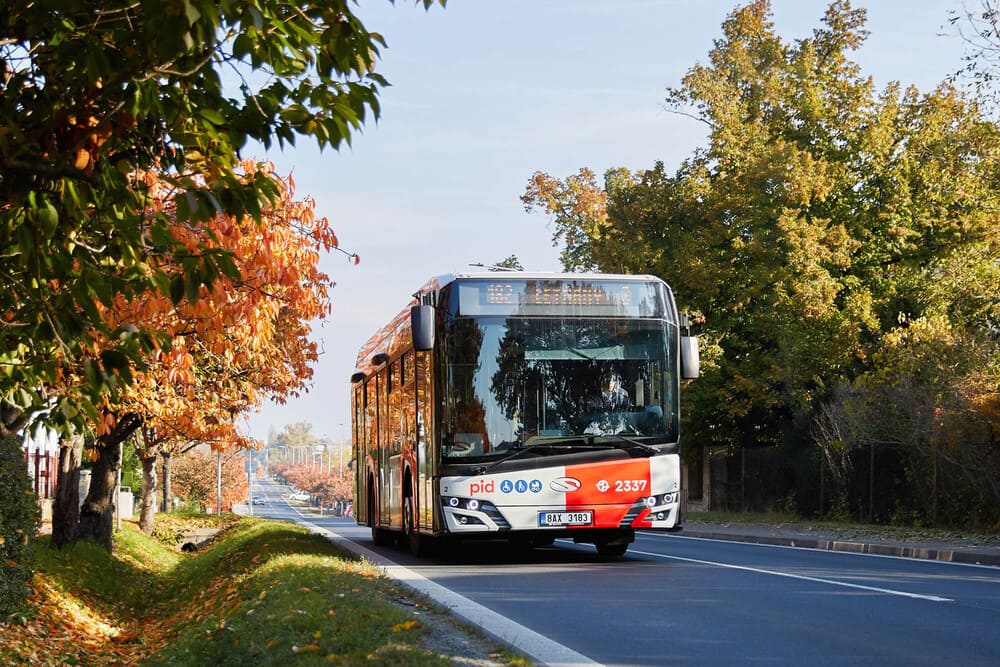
xmin=245 ymin=0 xmax=970 ymax=446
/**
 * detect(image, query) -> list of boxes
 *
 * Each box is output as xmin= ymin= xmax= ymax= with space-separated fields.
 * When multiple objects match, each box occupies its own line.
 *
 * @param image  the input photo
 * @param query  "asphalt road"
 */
xmin=247 ymin=479 xmax=1000 ymax=666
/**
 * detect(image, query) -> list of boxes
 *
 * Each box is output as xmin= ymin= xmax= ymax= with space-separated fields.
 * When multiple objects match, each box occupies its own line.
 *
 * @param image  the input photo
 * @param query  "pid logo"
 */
xmin=469 ymin=479 xmax=495 ymax=495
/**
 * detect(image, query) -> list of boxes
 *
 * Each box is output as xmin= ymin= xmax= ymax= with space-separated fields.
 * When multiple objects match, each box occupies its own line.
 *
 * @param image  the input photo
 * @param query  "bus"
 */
xmin=350 ymin=272 xmax=699 ymax=557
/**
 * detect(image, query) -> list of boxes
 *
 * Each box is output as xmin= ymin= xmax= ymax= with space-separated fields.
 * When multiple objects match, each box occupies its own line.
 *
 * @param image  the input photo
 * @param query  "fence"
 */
xmin=24 ymin=446 xmax=57 ymax=499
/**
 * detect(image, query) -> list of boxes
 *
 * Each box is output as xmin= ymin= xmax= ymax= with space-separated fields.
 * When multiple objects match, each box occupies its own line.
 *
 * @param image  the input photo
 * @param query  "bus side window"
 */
xmin=389 ymin=360 xmax=402 ymax=454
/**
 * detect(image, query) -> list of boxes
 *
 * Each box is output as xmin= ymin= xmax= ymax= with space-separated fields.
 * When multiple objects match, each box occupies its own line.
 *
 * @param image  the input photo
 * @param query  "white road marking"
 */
xmin=304 ymin=522 xmax=603 ymax=667
xmin=627 ymin=546 xmax=953 ymax=602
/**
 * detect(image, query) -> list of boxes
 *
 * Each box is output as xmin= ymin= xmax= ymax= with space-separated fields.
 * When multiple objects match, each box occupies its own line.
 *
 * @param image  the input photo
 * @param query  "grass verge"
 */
xmin=0 ymin=516 xmax=526 ymax=666
xmin=685 ymin=510 xmax=1000 ymax=545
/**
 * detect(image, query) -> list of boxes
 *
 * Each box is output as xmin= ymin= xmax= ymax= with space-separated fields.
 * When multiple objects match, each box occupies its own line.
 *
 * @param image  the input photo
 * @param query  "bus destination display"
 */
xmin=457 ymin=279 xmax=665 ymax=318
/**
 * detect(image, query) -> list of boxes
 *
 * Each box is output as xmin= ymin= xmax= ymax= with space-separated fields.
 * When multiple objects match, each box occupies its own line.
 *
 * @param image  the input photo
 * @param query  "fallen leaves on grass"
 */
xmin=0 ymin=574 xmax=166 ymax=666
xmin=392 ymin=620 xmax=421 ymax=632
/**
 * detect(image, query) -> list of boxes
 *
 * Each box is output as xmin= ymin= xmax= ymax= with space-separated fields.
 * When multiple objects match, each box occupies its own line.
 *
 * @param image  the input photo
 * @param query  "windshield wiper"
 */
xmin=607 ymin=432 xmax=659 ymax=455
xmin=476 ymin=444 xmax=533 ymax=474
xmin=477 ymin=436 xmax=591 ymax=474
xmin=477 ymin=434 xmax=658 ymax=473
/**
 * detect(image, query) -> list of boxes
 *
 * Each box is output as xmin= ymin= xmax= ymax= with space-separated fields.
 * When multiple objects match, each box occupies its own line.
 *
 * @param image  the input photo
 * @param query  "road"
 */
xmin=247 ymin=478 xmax=1000 ymax=666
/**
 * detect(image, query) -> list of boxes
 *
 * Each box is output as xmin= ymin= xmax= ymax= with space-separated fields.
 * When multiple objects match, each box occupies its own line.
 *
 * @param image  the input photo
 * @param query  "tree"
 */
xmin=524 ymin=1 xmax=1000 ymax=521
xmin=493 ymin=255 xmax=524 ymax=271
xmin=0 ymin=0 xmax=442 ymax=433
xmin=5 ymin=1 xmax=442 ymax=547
xmin=272 ymin=461 xmax=351 ymax=510
xmin=91 ymin=164 xmax=342 ymax=540
xmin=271 ymin=422 xmax=321 ymax=464
xmin=522 ymin=168 xmax=608 ymax=272
xmin=113 ymin=181 xmax=341 ymax=533
xmin=172 ymin=447 xmax=248 ymax=513
xmin=951 ymin=0 xmax=1000 ymax=115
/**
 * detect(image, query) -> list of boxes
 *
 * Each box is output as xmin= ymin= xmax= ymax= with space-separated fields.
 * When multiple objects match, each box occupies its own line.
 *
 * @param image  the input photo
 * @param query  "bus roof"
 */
xmin=351 ymin=272 xmax=671 ymax=378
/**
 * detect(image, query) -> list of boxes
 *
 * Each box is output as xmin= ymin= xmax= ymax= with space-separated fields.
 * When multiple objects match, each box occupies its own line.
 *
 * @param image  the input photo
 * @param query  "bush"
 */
xmin=0 ymin=434 xmax=41 ymax=616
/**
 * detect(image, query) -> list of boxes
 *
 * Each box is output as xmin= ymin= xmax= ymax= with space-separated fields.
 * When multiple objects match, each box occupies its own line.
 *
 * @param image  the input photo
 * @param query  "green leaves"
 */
xmin=1 ymin=0 xmax=446 ymax=430
xmin=527 ymin=0 xmax=1000 ymax=459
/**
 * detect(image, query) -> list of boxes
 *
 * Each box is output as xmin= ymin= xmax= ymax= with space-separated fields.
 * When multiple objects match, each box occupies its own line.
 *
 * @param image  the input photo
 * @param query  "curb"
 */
xmin=680 ymin=529 xmax=1000 ymax=567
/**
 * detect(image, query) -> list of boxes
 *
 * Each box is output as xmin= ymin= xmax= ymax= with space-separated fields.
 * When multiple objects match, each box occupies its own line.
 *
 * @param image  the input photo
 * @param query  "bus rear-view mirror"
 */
xmin=680 ymin=336 xmax=700 ymax=379
xmin=411 ymin=304 xmax=435 ymax=351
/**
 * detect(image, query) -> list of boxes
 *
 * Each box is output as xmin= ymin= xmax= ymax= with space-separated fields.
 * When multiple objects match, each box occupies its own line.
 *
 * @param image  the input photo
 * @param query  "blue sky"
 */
xmin=245 ymin=0 xmax=968 ymax=445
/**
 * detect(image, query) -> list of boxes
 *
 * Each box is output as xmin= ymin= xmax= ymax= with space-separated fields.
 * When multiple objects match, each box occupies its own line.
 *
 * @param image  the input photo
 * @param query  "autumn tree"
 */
xmin=4 ymin=0 xmax=440 ymax=554
xmin=76 ymin=164 xmax=345 ymax=541
xmin=0 ymin=0 xmax=441 ymax=434
xmin=524 ymin=1 xmax=1000 ymax=522
xmin=274 ymin=462 xmax=351 ymax=510
xmin=171 ymin=448 xmax=248 ymax=513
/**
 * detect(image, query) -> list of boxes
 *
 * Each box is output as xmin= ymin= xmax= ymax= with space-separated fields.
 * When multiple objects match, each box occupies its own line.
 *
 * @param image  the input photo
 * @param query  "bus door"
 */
xmin=413 ymin=352 xmax=435 ymax=532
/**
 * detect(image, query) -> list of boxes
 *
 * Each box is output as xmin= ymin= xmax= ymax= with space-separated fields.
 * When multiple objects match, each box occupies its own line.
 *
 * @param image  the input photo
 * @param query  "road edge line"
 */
xmin=301 ymin=522 xmax=603 ymax=667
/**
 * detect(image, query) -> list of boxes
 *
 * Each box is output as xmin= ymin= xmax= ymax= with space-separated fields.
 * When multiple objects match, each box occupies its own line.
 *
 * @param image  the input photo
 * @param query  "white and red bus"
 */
xmin=350 ymin=272 xmax=699 ymax=557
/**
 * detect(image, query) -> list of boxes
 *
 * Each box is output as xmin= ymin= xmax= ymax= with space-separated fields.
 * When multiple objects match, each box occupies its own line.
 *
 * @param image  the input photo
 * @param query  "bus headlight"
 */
xmin=441 ymin=497 xmax=511 ymax=530
xmin=442 ymin=496 xmax=495 ymax=512
xmin=646 ymin=493 xmax=677 ymax=511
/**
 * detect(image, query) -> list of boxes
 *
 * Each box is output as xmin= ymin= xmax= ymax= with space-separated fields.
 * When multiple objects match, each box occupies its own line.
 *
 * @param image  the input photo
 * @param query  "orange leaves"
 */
xmin=98 ymin=411 xmax=117 ymax=436
xmin=163 ymin=346 xmax=195 ymax=385
xmin=95 ymin=164 xmax=351 ymax=457
xmin=0 ymin=573 xmax=156 ymax=665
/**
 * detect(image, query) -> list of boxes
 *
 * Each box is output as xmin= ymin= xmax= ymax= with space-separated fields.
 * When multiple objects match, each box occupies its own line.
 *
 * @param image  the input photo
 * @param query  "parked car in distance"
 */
xmin=291 ymin=491 xmax=310 ymax=501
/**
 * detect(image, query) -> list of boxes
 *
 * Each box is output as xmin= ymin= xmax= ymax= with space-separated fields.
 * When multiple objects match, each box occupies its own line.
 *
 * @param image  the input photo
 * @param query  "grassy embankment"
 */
xmin=1 ymin=515 xmax=525 ymax=666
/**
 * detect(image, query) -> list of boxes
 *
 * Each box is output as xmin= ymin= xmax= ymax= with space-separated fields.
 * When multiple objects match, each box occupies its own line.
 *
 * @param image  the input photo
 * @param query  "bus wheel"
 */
xmin=403 ymin=493 xmax=424 ymax=557
xmin=595 ymin=541 xmax=629 ymax=558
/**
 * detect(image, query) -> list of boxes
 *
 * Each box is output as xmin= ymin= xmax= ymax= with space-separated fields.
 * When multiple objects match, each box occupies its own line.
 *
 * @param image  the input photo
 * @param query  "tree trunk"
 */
xmin=161 ymin=450 xmax=173 ymax=513
xmin=77 ymin=440 xmax=121 ymax=549
xmin=77 ymin=413 xmax=141 ymax=549
xmin=138 ymin=453 xmax=158 ymax=534
xmin=51 ymin=432 xmax=84 ymax=549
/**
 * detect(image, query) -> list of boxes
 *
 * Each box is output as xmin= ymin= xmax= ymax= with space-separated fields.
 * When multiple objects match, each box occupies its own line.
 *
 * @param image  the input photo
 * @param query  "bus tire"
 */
xmin=595 ymin=541 xmax=629 ymax=558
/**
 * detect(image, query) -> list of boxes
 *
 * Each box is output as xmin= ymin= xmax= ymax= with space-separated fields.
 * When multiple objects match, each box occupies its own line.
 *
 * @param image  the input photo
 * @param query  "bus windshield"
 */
xmin=441 ymin=316 xmax=679 ymax=461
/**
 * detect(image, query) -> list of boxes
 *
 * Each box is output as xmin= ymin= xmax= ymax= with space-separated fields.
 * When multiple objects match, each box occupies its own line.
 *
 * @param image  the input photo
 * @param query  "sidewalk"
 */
xmin=680 ymin=519 xmax=1000 ymax=567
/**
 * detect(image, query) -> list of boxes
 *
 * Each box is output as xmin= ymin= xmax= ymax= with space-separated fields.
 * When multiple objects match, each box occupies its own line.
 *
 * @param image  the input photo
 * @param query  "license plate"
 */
xmin=538 ymin=511 xmax=593 ymax=527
